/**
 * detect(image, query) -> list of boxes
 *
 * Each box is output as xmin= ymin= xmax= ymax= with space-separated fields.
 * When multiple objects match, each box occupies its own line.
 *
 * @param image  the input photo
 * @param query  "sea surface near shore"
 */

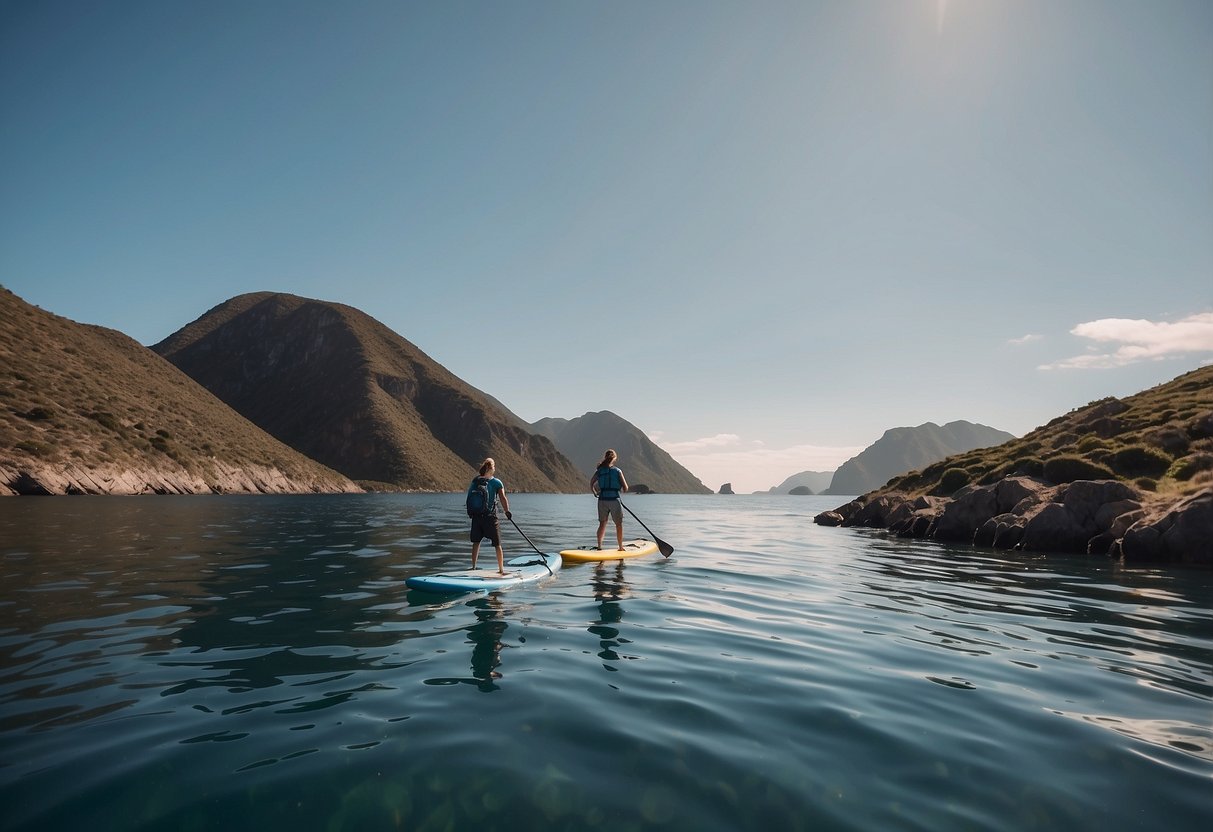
xmin=1 ymin=494 xmax=1209 ymax=831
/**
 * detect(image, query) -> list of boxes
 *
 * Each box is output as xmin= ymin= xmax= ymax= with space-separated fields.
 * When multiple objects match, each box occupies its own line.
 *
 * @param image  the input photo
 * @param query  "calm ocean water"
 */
xmin=0 ymin=494 xmax=1209 ymax=832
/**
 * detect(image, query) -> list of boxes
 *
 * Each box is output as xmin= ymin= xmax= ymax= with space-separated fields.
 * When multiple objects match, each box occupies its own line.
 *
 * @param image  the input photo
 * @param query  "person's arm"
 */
xmin=498 ymin=483 xmax=511 ymax=518
xmin=619 ymin=470 xmax=629 ymax=494
xmin=589 ymin=471 xmax=599 ymax=496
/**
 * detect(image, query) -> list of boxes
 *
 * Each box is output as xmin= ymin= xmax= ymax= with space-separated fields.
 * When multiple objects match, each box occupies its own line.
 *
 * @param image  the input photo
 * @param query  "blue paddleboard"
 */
xmin=405 ymin=552 xmax=562 ymax=594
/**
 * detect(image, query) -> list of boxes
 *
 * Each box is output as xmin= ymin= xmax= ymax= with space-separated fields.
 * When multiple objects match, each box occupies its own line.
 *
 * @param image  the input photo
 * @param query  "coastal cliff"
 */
xmin=815 ymin=367 xmax=1213 ymax=566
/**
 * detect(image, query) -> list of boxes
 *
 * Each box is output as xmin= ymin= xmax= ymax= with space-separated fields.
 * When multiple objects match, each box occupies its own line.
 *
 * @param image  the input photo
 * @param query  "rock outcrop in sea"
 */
xmin=814 ymin=366 xmax=1213 ymax=567
xmin=816 ymin=477 xmax=1211 ymax=566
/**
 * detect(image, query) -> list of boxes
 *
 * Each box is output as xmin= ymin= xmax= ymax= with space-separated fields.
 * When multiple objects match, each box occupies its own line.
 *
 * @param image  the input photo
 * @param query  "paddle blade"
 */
xmin=657 ymin=538 xmax=674 ymax=558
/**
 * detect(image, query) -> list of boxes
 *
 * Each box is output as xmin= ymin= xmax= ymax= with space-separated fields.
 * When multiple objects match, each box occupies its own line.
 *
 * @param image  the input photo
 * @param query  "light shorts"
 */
xmin=597 ymin=499 xmax=622 ymax=524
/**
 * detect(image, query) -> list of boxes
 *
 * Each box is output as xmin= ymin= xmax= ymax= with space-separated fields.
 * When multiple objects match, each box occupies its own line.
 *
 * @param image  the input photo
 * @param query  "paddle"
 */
xmin=618 ymin=500 xmax=674 ymax=557
xmin=505 ymin=513 xmax=553 ymax=575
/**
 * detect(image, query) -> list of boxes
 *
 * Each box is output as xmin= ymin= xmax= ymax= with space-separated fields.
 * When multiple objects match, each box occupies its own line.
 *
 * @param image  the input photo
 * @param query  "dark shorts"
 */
xmin=597 ymin=499 xmax=622 ymax=524
xmin=470 ymin=514 xmax=500 ymax=545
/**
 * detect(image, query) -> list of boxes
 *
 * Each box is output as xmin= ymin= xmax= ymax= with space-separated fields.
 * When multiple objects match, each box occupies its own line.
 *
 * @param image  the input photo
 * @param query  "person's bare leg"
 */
xmin=615 ymin=519 xmax=625 ymax=550
xmin=494 ymin=543 xmax=505 ymax=574
xmin=472 ymin=541 xmax=481 ymax=569
xmin=596 ymin=518 xmax=608 ymax=549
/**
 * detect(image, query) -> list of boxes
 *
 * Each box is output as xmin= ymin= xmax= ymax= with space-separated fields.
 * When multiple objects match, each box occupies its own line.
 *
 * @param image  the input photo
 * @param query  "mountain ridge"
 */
xmin=825 ymin=420 xmax=1016 ymax=495
xmin=531 ymin=410 xmax=711 ymax=494
xmin=153 ymin=292 xmax=585 ymax=492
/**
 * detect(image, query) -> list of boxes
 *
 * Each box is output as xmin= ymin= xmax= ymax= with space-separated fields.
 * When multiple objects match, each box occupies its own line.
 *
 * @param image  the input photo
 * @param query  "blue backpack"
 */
xmin=466 ymin=477 xmax=492 ymax=517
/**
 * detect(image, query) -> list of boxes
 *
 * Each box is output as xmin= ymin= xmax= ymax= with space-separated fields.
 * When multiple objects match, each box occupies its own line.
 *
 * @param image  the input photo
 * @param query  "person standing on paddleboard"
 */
xmin=590 ymin=449 xmax=629 ymax=551
xmin=467 ymin=458 xmax=512 ymax=575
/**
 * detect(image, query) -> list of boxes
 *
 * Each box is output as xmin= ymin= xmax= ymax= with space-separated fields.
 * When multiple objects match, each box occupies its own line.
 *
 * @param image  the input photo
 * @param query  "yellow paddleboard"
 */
xmin=559 ymin=539 xmax=659 ymax=563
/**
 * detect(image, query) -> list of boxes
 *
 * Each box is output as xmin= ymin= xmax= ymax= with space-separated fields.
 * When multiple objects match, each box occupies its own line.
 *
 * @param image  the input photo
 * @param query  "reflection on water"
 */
xmin=0 ymin=494 xmax=1210 ymax=832
xmin=467 ymin=596 xmax=508 ymax=689
xmin=589 ymin=560 xmax=631 ymax=669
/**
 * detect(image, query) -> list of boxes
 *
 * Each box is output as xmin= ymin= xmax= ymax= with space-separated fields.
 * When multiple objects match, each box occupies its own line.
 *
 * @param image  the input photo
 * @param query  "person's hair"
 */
xmin=479 ymin=458 xmax=495 ymax=476
xmin=597 ymin=449 xmax=617 ymax=469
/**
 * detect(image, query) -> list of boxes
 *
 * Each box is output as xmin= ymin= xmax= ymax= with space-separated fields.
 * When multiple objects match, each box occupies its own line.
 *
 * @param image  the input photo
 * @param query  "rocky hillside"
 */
xmin=0 ymin=288 xmax=359 ymax=495
xmin=825 ymin=421 xmax=1016 ymax=495
xmin=816 ymin=366 xmax=1213 ymax=566
xmin=153 ymin=293 xmax=584 ymax=492
xmin=530 ymin=410 xmax=711 ymax=494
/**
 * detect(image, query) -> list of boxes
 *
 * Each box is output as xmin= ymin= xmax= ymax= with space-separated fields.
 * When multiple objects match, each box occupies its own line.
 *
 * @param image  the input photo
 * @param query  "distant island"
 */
xmin=766 ymin=470 xmax=834 ymax=495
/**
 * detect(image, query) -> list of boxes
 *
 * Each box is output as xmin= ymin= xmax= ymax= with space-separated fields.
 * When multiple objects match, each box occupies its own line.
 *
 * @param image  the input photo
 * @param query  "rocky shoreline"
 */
xmin=0 ymin=461 xmax=361 ymax=496
xmin=815 ymin=477 xmax=1212 ymax=567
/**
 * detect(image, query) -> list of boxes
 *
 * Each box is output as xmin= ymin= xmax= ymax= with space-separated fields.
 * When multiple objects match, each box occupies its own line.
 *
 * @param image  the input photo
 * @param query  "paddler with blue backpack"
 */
xmin=466 ymin=458 xmax=512 ymax=575
xmin=590 ymin=449 xmax=629 ymax=551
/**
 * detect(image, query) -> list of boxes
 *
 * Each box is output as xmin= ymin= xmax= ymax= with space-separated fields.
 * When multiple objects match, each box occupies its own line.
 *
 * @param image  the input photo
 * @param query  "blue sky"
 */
xmin=3 ymin=0 xmax=1211 ymax=493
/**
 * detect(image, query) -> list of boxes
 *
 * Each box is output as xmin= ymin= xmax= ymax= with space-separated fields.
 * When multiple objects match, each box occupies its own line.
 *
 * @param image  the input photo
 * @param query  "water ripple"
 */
xmin=0 ymin=494 xmax=1209 ymax=832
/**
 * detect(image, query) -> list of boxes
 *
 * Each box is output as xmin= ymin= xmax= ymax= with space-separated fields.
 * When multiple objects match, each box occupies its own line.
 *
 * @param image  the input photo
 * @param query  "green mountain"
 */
xmin=153 ymin=292 xmax=584 ymax=492
xmin=530 ymin=411 xmax=711 ymax=494
xmin=825 ymin=421 xmax=1016 ymax=495
xmin=0 ymin=287 xmax=358 ymax=495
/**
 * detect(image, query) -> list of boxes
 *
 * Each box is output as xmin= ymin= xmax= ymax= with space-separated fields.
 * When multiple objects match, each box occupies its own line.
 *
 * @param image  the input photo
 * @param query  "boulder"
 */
xmin=933 ymin=484 xmax=999 ymax=542
xmin=814 ymin=511 xmax=844 ymax=527
xmin=1060 ymin=480 xmax=1140 ymax=529
xmin=1121 ymin=489 xmax=1213 ymax=565
xmin=932 ymin=477 xmax=1049 ymax=543
xmin=933 ymin=485 xmax=995 ymax=540
xmin=1021 ymin=502 xmax=1092 ymax=554
xmin=993 ymin=519 xmax=1025 ymax=550
xmin=964 ymin=511 xmax=1028 ymax=549
xmin=849 ymin=493 xmax=912 ymax=528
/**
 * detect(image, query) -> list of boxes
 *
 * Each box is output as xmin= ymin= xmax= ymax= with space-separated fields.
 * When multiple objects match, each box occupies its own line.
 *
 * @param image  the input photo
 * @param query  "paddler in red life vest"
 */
xmin=590 ymin=449 xmax=629 ymax=551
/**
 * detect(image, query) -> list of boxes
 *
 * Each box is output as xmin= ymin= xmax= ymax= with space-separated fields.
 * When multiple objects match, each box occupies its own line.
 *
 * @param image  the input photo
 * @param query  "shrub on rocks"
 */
xmin=1110 ymin=444 xmax=1172 ymax=478
xmin=1167 ymin=453 xmax=1213 ymax=482
xmin=936 ymin=467 xmax=971 ymax=495
xmin=1043 ymin=455 xmax=1114 ymax=484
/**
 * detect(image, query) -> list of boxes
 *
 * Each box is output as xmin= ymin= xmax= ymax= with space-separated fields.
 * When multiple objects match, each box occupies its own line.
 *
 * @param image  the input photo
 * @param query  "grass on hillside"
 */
xmin=1 ymin=289 xmax=348 ymax=485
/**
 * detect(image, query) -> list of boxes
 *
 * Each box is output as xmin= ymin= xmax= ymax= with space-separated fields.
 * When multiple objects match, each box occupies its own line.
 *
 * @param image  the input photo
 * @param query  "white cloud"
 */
xmin=1008 ymin=333 xmax=1043 ymax=346
xmin=1039 ymin=312 xmax=1213 ymax=370
xmin=651 ymin=434 xmax=864 ymax=495
xmin=653 ymin=433 xmax=745 ymax=453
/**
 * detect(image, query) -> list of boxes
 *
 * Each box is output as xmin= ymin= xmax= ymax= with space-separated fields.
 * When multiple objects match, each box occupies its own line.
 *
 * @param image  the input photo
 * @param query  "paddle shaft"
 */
xmin=618 ymin=500 xmax=674 ymax=557
xmin=506 ymin=514 xmax=553 ymax=574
